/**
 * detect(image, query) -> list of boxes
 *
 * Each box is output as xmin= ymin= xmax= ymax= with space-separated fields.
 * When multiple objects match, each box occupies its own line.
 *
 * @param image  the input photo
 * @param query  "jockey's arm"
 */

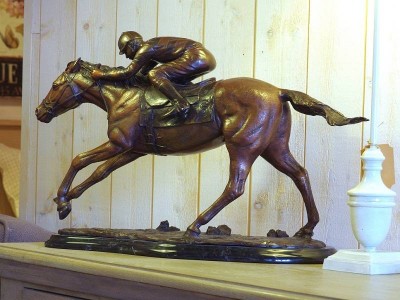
xmin=96 ymin=47 xmax=153 ymax=81
xmin=99 ymin=59 xmax=143 ymax=81
xmin=139 ymin=60 xmax=158 ymax=76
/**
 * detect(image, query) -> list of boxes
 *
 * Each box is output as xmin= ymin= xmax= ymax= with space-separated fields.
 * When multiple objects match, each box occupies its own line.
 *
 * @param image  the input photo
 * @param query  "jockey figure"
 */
xmin=91 ymin=31 xmax=216 ymax=117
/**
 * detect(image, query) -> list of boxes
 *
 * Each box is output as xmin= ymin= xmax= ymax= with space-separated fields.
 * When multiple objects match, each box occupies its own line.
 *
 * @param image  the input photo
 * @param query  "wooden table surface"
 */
xmin=0 ymin=243 xmax=399 ymax=299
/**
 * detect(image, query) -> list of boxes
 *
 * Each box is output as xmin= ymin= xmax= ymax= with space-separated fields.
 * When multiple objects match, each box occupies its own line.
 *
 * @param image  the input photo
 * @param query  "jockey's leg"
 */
xmin=148 ymin=68 xmax=190 ymax=114
xmin=148 ymin=48 xmax=215 ymax=116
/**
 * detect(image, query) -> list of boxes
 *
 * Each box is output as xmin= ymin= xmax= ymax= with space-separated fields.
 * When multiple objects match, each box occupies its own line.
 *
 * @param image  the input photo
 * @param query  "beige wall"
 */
xmin=20 ymin=0 xmax=400 ymax=250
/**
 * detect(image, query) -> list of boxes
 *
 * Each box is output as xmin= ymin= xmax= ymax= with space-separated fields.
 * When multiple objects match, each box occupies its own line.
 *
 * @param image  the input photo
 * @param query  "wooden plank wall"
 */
xmin=20 ymin=0 xmax=400 ymax=250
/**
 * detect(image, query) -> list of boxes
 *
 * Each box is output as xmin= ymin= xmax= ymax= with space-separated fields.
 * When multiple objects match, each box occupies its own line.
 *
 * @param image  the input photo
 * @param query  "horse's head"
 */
xmin=36 ymin=58 xmax=90 ymax=123
xmin=36 ymin=58 xmax=146 ymax=123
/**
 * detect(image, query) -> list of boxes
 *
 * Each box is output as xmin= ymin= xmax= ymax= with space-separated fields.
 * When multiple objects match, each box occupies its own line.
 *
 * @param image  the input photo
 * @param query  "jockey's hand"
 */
xmin=91 ymin=69 xmax=104 ymax=80
xmin=136 ymin=71 xmax=147 ymax=82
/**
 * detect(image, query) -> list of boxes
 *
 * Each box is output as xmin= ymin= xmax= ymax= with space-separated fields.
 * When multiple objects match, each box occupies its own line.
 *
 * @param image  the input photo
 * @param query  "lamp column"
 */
xmin=323 ymin=0 xmax=399 ymax=275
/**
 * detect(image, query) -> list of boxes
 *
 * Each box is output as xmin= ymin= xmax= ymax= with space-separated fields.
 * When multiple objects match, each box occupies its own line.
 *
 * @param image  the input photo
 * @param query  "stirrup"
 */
xmin=177 ymin=105 xmax=190 ymax=118
xmin=173 ymin=99 xmax=190 ymax=119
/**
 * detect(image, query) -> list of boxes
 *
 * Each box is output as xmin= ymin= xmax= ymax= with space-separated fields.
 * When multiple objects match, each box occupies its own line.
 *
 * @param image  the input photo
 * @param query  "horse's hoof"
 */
xmin=184 ymin=227 xmax=201 ymax=238
xmin=183 ymin=229 xmax=200 ymax=244
xmin=293 ymin=229 xmax=313 ymax=240
xmin=57 ymin=202 xmax=71 ymax=220
xmin=53 ymin=195 xmax=69 ymax=204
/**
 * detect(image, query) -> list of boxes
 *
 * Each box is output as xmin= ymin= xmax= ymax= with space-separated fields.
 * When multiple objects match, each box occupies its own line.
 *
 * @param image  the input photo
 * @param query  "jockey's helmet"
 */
xmin=118 ymin=31 xmax=143 ymax=55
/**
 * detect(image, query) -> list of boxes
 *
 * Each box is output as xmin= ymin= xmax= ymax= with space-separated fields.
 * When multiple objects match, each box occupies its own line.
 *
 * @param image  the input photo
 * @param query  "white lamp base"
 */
xmin=323 ymin=249 xmax=400 ymax=275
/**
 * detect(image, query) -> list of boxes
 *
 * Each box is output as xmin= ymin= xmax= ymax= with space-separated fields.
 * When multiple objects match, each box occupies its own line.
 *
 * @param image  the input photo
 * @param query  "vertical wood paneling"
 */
xmin=20 ymin=0 xmax=41 ymax=223
xmin=152 ymin=0 xmax=204 ymax=230
xmin=35 ymin=0 xmax=77 ymax=232
xmin=71 ymin=0 xmax=117 ymax=228
xmin=367 ymin=0 xmax=400 ymax=251
xmin=21 ymin=0 xmax=400 ymax=251
xmin=110 ymin=0 xmax=158 ymax=229
xmin=200 ymin=0 xmax=256 ymax=235
xmin=306 ymin=0 xmax=366 ymax=248
xmin=157 ymin=0 xmax=204 ymax=41
xmin=251 ymin=0 xmax=309 ymax=236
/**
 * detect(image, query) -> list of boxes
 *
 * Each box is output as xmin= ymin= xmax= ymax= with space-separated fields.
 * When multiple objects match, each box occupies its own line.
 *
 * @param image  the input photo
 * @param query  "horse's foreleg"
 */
xmin=55 ymin=141 xmax=123 ymax=219
xmin=66 ymin=150 xmax=144 ymax=201
xmin=186 ymin=148 xmax=257 ymax=237
xmin=57 ymin=141 xmax=122 ymax=197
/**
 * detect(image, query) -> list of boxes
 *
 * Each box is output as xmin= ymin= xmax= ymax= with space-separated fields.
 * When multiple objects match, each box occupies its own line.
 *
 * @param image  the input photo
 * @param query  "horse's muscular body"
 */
xmin=36 ymin=59 xmax=366 ymax=238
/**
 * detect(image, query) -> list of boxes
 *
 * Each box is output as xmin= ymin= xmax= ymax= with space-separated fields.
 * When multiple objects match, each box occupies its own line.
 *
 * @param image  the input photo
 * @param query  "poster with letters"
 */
xmin=0 ymin=0 xmax=24 ymax=99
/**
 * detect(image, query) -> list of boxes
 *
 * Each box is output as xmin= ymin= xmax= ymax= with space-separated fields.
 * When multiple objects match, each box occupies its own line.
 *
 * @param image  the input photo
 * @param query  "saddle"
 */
xmin=139 ymin=78 xmax=217 ymax=128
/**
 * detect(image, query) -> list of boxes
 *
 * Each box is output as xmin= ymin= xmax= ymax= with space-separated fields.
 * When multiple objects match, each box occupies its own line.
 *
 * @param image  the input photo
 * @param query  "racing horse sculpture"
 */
xmin=36 ymin=58 xmax=367 ymax=238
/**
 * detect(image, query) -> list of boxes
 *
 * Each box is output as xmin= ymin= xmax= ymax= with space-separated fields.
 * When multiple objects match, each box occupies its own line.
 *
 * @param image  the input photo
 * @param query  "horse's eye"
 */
xmin=52 ymin=83 xmax=59 ymax=90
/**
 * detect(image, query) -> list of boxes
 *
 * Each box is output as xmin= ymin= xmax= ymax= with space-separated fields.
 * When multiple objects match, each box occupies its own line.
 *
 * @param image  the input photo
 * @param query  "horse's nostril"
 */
xmin=35 ymin=108 xmax=38 ymax=115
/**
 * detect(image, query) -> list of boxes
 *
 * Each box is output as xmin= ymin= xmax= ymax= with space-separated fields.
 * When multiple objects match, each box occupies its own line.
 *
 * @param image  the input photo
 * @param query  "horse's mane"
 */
xmin=73 ymin=59 xmax=149 ymax=89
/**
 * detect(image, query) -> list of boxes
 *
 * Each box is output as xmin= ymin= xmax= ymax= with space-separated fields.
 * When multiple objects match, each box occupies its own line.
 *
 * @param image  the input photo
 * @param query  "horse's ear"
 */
xmin=66 ymin=58 xmax=82 ymax=73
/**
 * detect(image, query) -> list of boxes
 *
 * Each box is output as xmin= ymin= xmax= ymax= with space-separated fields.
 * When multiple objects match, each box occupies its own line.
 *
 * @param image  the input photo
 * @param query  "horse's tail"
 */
xmin=279 ymin=89 xmax=368 ymax=126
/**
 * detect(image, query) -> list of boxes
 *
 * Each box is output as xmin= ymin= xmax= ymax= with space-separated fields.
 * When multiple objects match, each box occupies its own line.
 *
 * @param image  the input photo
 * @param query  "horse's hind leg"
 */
xmin=186 ymin=146 xmax=259 ymax=237
xmin=261 ymin=144 xmax=319 ymax=239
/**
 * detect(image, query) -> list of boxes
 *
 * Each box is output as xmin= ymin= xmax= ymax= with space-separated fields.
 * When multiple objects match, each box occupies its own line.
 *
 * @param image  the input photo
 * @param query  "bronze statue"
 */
xmin=91 ymin=32 xmax=216 ymax=117
xmin=36 ymin=58 xmax=367 ymax=239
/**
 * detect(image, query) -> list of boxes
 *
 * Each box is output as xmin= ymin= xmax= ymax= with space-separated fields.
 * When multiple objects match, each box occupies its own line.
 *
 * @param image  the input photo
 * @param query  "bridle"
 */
xmin=65 ymin=72 xmax=90 ymax=104
xmin=43 ymin=68 xmax=108 ymax=116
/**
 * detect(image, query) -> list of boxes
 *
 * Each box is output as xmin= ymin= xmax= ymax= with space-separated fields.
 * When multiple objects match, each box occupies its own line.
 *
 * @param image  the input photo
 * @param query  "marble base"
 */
xmin=45 ymin=227 xmax=336 ymax=264
xmin=323 ymin=249 xmax=400 ymax=275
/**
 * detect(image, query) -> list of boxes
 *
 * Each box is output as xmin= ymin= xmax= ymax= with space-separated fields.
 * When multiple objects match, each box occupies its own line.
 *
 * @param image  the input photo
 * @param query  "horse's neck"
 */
xmin=82 ymin=84 xmax=108 ymax=112
xmin=89 ymin=82 xmax=140 ymax=113
xmin=79 ymin=71 xmax=143 ymax=113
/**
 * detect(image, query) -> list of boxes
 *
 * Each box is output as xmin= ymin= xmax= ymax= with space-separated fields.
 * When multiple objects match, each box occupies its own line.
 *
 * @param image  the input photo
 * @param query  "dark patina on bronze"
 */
xmin=36 ymin=49 xmax=366 ymax=263
xmin=36 ymin=58 xmax=367 ymax=241
xmin=45 ymin=222 xmax=336 ymax=263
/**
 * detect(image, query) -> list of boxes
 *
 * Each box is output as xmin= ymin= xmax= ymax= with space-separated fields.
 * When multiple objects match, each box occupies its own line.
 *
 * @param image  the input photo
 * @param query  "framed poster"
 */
xmin=0 ymin=56 xmax=22 ymax=98
xmin=0 ymin=0 xmax=23 ymax=121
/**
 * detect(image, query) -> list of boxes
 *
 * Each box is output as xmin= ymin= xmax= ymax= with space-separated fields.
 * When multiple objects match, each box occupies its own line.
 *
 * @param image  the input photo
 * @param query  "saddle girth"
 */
xmin=139 ymin=78 xmax=217 ymax=154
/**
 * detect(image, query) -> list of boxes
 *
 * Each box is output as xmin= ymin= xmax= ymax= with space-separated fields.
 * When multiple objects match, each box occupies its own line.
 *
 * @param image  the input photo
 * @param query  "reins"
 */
xmin=64 ymin=72 xmax=93 ymax=104
xmin=78 ymin=63 xmax=109 ymax=113
xmin=47 ymin=60 xmax=142 ymax=116
xmin=62 ymin=67 xmax=109 ymax=113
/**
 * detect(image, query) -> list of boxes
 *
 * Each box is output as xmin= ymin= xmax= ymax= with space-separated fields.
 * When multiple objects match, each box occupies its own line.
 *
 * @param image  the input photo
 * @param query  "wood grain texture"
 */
xmin=110 ymin=0 xmax=157 ymax=230
xmin=70 ymin=0 xmax=117 ymax=228
xmin=19 ymin=0 xmax=40 ymax=223
xmin=199 ymin=0 xmax=256 ymax=235
xmin=35 ymin=0 xmax=77 ymax=231
xmin=306 ymin=0 xmax=366 ymax=248
xmin=152 ymin=0 xmax=204 ymax=230
xmin=20 ymin=0 xmax=400 ymax=251
xmin=250 ymin=0 xmax=309 ymax=237
xmin=2 ymin=243 xmax=400 ymax=300
xmin=366 ymin=1 xmax=400 ymax=251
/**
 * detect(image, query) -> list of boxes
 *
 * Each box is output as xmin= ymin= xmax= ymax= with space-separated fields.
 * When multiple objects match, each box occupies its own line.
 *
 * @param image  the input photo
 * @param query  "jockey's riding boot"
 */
xmin=156 ymin=80 xmax=190 ymax=118
xmin=174 ymin=98 xmax=190 ymax=118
